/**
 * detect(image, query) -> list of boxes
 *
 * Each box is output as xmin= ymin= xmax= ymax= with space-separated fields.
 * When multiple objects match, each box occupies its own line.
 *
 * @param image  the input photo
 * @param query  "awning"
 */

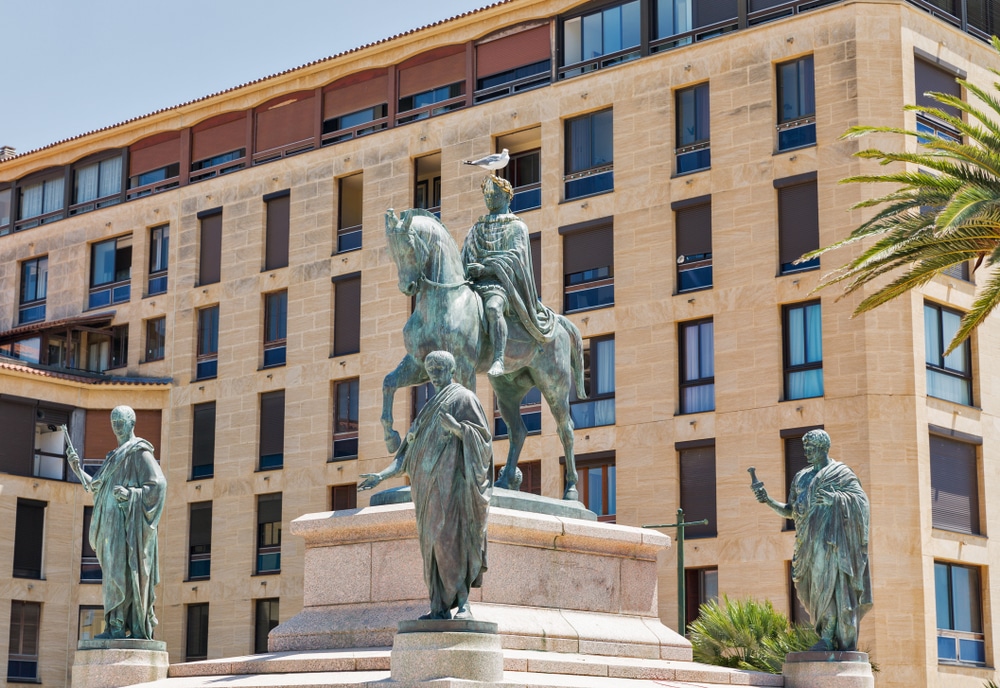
xmin=0 ymin=311 xmax=116 ymax=345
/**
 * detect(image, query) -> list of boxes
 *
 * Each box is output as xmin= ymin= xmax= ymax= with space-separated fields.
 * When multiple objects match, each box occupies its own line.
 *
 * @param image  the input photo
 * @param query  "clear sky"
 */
xmin=0 ymin=0 xmax=487 ymax=154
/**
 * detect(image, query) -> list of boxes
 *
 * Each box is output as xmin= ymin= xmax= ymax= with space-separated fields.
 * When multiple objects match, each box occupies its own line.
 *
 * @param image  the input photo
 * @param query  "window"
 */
xmin=191 ymin=149 xmax=246 ymax=178
xmin=0 ymin=185 xmax=12 ymax=234
xmin=17 ymin=173 xmax=65 ymax=228
xmin=776 ymin=174 xmax=820 ymax=274
xmin=88 ymin=235 xmax=132 ymax=309
xmin=323 ymin=104 xmax=389 ymax=141
xmin=935 ymin=562 xmax=985 ymax=665
xmin=930 ymin=432 xmax=980 ymax=534
xmin=561 ymin=1 xmax=640 ymax=78
xmin=396 ymin=47 xmax=466 ymax=123
xmin=574 ymin=453 xmax=616 ymax=522
xmin=676 ymin=83 xmax=710 ymax=174
xmin=256 ymin=493 xmax=282 ymax=573
xmin=84 ymin=324 xmax=128 ymax=372
xmin=776 ymin=56 xmax=816 ymax=150
xmin=494 ymin=461 xmax=542 ymax=495
xmin=72 ymin=155 xmax=122 ymax=213
xmin=185 ymin=603 xmax=209 ymax=662
xmin=263 ymin=291 xmax=288 ymax=368
xmin=679 ymin=319 xmax=714 ymax=413
xmin=254 ymin=598 xmax=279 ymax=654
xmin=562 ymin=219 xmax=614 ymax=312
xmin=128 ymin=132 xmax=181 ymax=198
xmin=144 ymin=317 xmax=166 ymax=362
xmin=500 ymin=146 xmax=541 ymax=213
xmin=915 ymin=57 xmax=963 ymax=143
xmin=333 ymin=379 xmax=359 ymax=460
xmin=783 ymin=301 xmax=823 ymax=400
xmin=264 ymin=191 xmax=290 ymax=271
xmin=191 ymin=402 xmax=216 ymax=480
xmin=564 ymin=109 xmax=614 ymax=199
xmin=685 ymin=566 xmax=719 ymax=628
xmin=337 ymin=174 xmax=363 ymax=253
xmin=414 ymin=154 xmax=442 ymax=217
xmin=679 ymin=442 xmax=717 ymax=538
xmin=128 ymin=163 xmax=180 ymax=195
xmin=571 ymin=336 xmax=615 ymax=429
xmin=494 ymin=388 xmax=542 ymax=439
xmin=674 ymin=196 xmax=712 ymax=292
xmin=148 ymin=224 xmax=169 ymax=295
xmin=81 ymin=507 xmax=100 ymax=581
xmin=398 ymin=83 xmax=465 ymax=122
xmin=7 ymin=601 xmax=40 ymax=682
xmin=654 ymin=0 xmax=738 ymax=47
xmin=322 ymin=70 xmax=390 ymax=143
xmin=188 ymin=501 xmax=212 ymax=580
xmin=13 ymin=499 xmax=45 ymax=579
xmin=782 ymin=427 xmax=821 ymax=530
xmin=412 ymin=381 xmax=436 ymax=421
xmin=259 ymin=391 xmax=285 ymax=470
xmin=474 ymin=25 xmax=551 ymax=103
xmin=331 ymin=483 xmax=358 ymax=511
xmin=925 ymin=302 xmax=972 ymax=405
xmin=78 ymin=606 xmax=105 ymax=641
xmin=196 ymin=306 xmax=219 ymax=380
xmin=333 ymin=274 xmax=361 ymax=356
xmin=33 ymin=412 xmax=68 ymax=480
xmin=19 ymin=256 xmax=48 ymax=324
xmin=198 ymin=208 xmax=223 ymax=286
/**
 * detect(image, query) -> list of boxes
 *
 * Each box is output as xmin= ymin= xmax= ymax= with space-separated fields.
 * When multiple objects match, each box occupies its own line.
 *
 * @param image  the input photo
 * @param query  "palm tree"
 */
xmin=805 ymin=37 xmax=1000 ymax=353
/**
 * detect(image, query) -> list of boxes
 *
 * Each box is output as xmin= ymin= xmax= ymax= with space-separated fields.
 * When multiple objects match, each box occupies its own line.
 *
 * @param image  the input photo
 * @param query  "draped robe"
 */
xmin=462 ymin=213 xmax=556 ymax=343
xmin=87 ymin=437 xmax=166 ymax=639
xmin=401 ymin=382 xmax=492 ymax=613
xmin=788 ymin=459 xmax=873 ymax=650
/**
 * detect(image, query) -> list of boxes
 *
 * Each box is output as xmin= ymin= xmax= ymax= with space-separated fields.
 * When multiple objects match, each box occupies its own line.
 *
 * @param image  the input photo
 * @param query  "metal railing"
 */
xmin=252 ymin=138 xmax=315 ymax=166
xmin=396 ymin=95 xmax=466 ymax=125
xmin=68 ymin=193 xmax=122 ymax=216
xmin=189 ymin=154 xmax=247 ymax=183
xmin=126 ymin=176 xmax=180 ymax=200
xmin=321 ymin=118 xmax=389 ymax=146
xmin=559 ymin=45 xmax=642 ymax=80
xmin=474 ymin=71 xmax=551 ymax=104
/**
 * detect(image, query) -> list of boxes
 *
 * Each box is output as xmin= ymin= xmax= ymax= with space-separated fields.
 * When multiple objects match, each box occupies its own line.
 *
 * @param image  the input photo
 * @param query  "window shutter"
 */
xmin=84 ymin=409 xmax=117 ymax=461
xmin=334 ymin=276 xmax=362 ymax=356
xmin=931 ymin=435 xmax=979 ymax=534
xmin=915 ymin=58 xmax=962 ymax=119
xmin=783 ymin=435 xmax=811 ymax=529
xmin=563 ymin=223 xmax=613 ymax=276
xmin=14 ymin=499 xmax=46 ymax=577
xmin=332 ymin=485 xmax=357 ymax=511
xmin=191 ymin=113 xmax=246 ymax=162
xmin=324 ymin=71 xmax=389 ymax=120
xmin=777 ymin=180 xmax=819 ymax=266
xmin=134 ymin=410 xmax=161 ymax=456
xmin=258 ymin=493 xmax=282 ymax=524
xmin=680 ymin=445 xmax=717 ymax=538
xmin=192 ymin=403 xmax=216 ymax=472
xmin=255 ymin=93 xmax=315 ymax=153
xmin=189 ymin=502 xmax=213 ymax=548
xmin=675 ymin=201 xmax=712 ymax=258
xmin=199 ymin=212 xmax=223 ymax=285
xmin=476 ymin=25 xmax=550 ymax=77
xmin=129 ymin=132 xmax=181 ymax=177
xmin=259 ymin=392 xmax=285 ymax=461
xmin=398 ymin=46 xmax=466 ymax=97
xmin=694 ymin=0 xmax=738 ymax=26
xmin=0 ymin=398 xmax=35 ymax=476
xmin=265 ymin=194 xmax=290 ymax=271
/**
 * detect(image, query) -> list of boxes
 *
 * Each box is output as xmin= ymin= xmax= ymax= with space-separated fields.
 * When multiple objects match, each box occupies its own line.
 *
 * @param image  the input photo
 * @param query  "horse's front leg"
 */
xmin=382 ymin=354 xmax=427 ymax=453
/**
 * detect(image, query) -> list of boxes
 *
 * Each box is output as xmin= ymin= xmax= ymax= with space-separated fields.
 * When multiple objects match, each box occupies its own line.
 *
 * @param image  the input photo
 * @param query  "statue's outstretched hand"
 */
xmin=467 ymin=263 xmax=484 ymax=279
xmin=752 ymin=484 xmax=769 ymax=503
xmin=358 ymin=473 xmax=383 ymax=491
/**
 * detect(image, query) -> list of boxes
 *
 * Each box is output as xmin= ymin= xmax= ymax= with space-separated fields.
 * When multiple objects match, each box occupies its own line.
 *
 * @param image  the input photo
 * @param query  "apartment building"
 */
xmin=0 ymin=1 xmax=998 ymax=686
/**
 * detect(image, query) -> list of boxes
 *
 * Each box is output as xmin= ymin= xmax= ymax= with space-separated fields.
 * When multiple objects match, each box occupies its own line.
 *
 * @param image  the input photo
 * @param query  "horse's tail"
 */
xmin=559 ymin=314 xmax=587 ymax=400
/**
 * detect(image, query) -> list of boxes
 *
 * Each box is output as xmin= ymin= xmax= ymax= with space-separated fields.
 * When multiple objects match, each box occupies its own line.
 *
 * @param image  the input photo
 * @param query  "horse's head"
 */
xmin=385 ymin=208 xmax=422 ymax=296
xmin=385 ymin=208 xmax=465 ymax=296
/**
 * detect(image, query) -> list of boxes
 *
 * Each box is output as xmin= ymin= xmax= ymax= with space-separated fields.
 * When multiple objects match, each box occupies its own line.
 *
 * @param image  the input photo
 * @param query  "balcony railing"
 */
xmin=321 ymin=118 xmax=389 ymax=146
xmin=14 ymin=207 xmax=64 ymax=232
xmin=337 ymin=224 xmax=363 ymax=253
xmin=474 ymin=71 xmax=552 ymax=104
xmin=777 ymin=116 xmax=817 ymax=151
xmin=69 ymin=193 xmax=122 ymax=217
xmin=396 ymin=95 xmax=466 ymax=125
xmin=559 ymin=45 xmax=641 ymax=80
xmin=88 ymin=280 xmax=130 ymax=310
xmin=148 ymin=270 xmax=168 ymax=296
xmin=18 ymin=300 xmax=45 ymax=324
xmin=564 ymin=165 xmax=614 ymax=200
xmin=252 ymin=138 xmax=315 ymax=166
xmin=126 ymin=175 xmax=180 ymax=200
xmin=937 ymin=629 xmax=986 ymax=666
xmin=189 ymin=153 xmax=247 ymax=183
xmin=510 ymin=183 xmax=542 ymax=213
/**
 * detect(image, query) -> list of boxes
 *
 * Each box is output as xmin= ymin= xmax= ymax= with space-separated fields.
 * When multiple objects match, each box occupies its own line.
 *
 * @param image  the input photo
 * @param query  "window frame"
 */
xmin=562 ymin=219 xmax=615 ymax=314
xmin=333 ymin=378 xmax=360 ymax=461
xmin=678 ymin=441 xmax=717 ymax=538
xmin=254 ymin=598 xmax=280 ymax=654
xmin=570 ymin=335 xmax=616 ymax=429
xmin=144 ymin=316 xmax=166 ymax=363
xmin=185 ymin=603 xmax=210 ymax=662
xmin=924 ymin=301 xmax=973 ymax=406
xmin=337 ymin=173 xmax=364 ymax=253
xmin=776 ymin=55 xmax=817 ymax=151
xmin=256 ymin=493 xmax=282 ymax=574
xmin=679 ymin=318 xmax=715 ymax=414
xmin=16 ymin=169 xmax=66 ymax=231
xmin=782 ymin=300 xmax=824 ymax=401
xmin=88 ymin=235 xmax=133 ymax=310
xmin=675 ymin=82 xmax=711 ymax=175
xmin=929 ymin=430 xmax=981 ymax=535
xmin=18 ymin=256 xmax=48 ymax=325
xmin=196 ymin=305 xmax=220 ymax=380
xmin=571 ymin=452 xmax=616 ymax=522
xmin=81 ymin=506 xmax=101 ymax=582
xmin=263 ymin=190 xmax=290 ymax=272
xmin=259 ymin=391 xmax=285 ymax=471
xmin=559 ymin=0 xmax=642 ymax=79
xmin=7 ymin=600 xmax=41 ymax=683
xmin=13 ymin=499 xmax=46 ymax=579
xmin=188 ymin=501 xmax=213 ymax=581
xmin=263 ymin=290 xmax=288 ymax=368
xmin=564 ymin=109 xmax=614 ymax=200
xmin=70 ymin=152 xmax=125 ymax=215
xmin=147 ymin=224 xmax=169 ymax=296
xmin=191 ymin=401 xmax=217 ymax=480
xmin=500 ymin=148 xmax=542 ymax=213
xmin=674 ymin=196 xmax=712 ymax=293
xmin=935 ymin=561 xmax=986 ymax=666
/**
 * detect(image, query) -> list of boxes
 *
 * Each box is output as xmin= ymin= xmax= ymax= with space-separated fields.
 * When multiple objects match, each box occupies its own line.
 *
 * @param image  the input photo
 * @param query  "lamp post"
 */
xmin=643 ymin=508 xmax=709 ymax=635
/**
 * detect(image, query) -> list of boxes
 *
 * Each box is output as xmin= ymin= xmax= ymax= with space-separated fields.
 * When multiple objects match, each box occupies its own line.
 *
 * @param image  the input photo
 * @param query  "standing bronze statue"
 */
xmin=64 ymin=406 xmax=166 ymax=640
xmin=361 ymin=351 xmax=493 ymax=620
xmin=750 ymin=429 xmax=872 ymax=651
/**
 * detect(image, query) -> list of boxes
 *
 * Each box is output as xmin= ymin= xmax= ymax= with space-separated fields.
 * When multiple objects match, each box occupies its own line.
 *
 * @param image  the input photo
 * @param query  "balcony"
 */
xmin=87 ymin=280 xmax=130 ymax=310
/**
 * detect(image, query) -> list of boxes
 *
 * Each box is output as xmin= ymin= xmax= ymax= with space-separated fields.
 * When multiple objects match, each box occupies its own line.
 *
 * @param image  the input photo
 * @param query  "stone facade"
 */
xmin=0 ymin=2 xmax=998 ymax=687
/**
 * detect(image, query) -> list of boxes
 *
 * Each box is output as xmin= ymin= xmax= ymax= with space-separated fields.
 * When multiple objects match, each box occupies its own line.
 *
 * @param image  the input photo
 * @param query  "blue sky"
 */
xmin=0 ymin=0 xmax=485 ymax=154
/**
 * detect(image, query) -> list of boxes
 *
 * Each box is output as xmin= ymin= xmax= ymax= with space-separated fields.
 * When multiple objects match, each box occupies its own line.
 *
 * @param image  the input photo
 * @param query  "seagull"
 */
xmin=463 ymin=148 xmax=509 ymax=173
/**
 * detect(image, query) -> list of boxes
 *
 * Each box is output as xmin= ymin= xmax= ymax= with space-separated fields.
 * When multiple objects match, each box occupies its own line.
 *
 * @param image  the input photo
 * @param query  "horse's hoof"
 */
xmin=564 ymin=485 xmax=579 ymax=502
xmin=386 ymin=432 xmax=401 ymax=453
xmin=487 ymin=361 xmax=506 ymax=377
xmin=495 ymin=476 xmax=509 ymax=489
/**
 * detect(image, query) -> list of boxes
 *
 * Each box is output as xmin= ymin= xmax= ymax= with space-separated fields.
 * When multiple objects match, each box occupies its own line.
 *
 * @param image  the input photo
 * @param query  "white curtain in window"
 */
xmin=924 ymin=304 xmax=940 ymax=364
xmin=19 ymin=182 xmax=43 ymax=219
xmin=75 ymin=163 xmax=99 ymax=203
xmin=98 ymin=157 xmax=122 ymax=198
xmin=595 ymin=338 xmax=615 ymax=394
xmin=42 ymin=178 xmax=64 ymax=214
xmin=683 ymin=384 xmax=715 ymax=413
xmin=684 ymin=325 xmax=701 ymax=381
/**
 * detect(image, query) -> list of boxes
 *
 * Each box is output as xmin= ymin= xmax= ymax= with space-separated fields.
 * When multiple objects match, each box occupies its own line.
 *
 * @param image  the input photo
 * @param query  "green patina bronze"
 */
xmin=63 ymin=406 xmax=166 ymax=640
xmin=750 ymin=429 xmax=873 ymax=652
xmin=361 ymin=351 xmax=492 ymax=620
xmin=381 ymin=175 xmax=586 ymax=500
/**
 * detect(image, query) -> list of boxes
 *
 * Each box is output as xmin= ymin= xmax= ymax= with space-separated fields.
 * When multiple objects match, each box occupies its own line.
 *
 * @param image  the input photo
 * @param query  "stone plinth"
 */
xmin=390 ymin=619 xmax=503 ymax=682
xmin=783 ymin=651 xmax=874 ymax=688
xmin=271 ymin=502 xmax=688 ymax=661
xmin=72 ymin=640 xmax=168 ymax=688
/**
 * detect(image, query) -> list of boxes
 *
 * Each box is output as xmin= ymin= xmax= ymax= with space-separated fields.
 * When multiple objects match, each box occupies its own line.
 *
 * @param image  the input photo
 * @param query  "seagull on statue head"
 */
xmin=463 ymin=148 xmax=509 ymax=175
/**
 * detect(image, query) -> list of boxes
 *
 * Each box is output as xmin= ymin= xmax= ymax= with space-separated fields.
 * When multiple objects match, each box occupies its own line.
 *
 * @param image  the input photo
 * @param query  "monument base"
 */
xmin=782 ymin=651 xmax=874 ymax=688
xmin=72 ymin=640 xmax=168 ymax=688
xmin=390 ymin=619 xmax=503 ymax=683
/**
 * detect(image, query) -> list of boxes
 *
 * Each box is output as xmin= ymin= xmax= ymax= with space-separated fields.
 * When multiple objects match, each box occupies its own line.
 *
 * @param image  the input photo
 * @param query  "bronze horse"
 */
xmin=382 ymin=208 xmax=586 ymax=500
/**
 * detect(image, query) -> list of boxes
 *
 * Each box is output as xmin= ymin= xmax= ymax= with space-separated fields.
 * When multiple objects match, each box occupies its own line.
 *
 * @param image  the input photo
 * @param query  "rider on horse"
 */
xmin=462 ymin=175 xmax=557 ymax=377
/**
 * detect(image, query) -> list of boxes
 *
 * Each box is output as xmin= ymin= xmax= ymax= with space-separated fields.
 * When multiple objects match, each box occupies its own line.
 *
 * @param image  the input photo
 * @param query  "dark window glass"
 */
xmin=562 ymin=0 xmax=641 ymax=75
xmin=398 ymin=83 xmax=465 ymax=117
xmin=145 ymin=317 xmax=166 ymax=362
xmin=196 ymin=306 xmax=219 ymax=380
xmin=333 ymin=276 xmax=362 ymax=356
xmin=254 ymin=598 xmax=279 ymax=654
xmin=185 ymin=603 xmax=209 ymax=661
xmin=915 ymin=58 xmax=962 ymax=140
xmin=494 ymin=460 xmax=542 ymax=495
xmin=782 ymin=431 xmax=816 ymax=530
xmin=338 ymin=174 xmax=364 ymax=253
xmin=259 ymin=391 xmax=285 ymax=470
xmin=679 ymin=319 xmax=714 ymax=413
xmin=679 ymin=445 xmax=716 ymax=538
xmin=573 ymin=454 xmax=616 ymax=521
xmin=323 ymin=104 xmax=388 ymax=136
xmin=199 ymin=211 xmax=223 ymax=286
xmin=412 ymin=381 xmax=436 ymax=422
xmin=333 ymin=379 xmax=360 ymax=460
xmin=776 ymin=56 xmax=816 ymax=150
xmin=675 ymin=200 xmax=712 ymax=291
xmin=7 ymin=600 xmax=40 ymax=682
xmin=264 ymin=193 xmax=290 ymax=271
xmin=256 ymin=493 xmax=282 ymax=573
xmin=78 ymin=605 xmax=105 ymax=641
xmin=263 ymin=291 xmax=287 ymax=368
xmin=13 ymin=499 xmax=45 ymax=579
xmin=676 ymin=83 xmax=711 ymax=174
xmin=500 ymin=149 xmax=542 ymax=213
xmin=563 ymin=222 xmax=614 ymax=312
xmin=924 ymin=302 xmax=972 ymax=405
xmin=191 ymin=148 xmax=245 ymax=172
xmin=88 ymin=236 xmax=132 ymax=309
xmin=571 ymin=337 xmax=615 ymax=429
xmin=19 ymin=256 xmax=48 ymax=324
xmin=188 ymin=501 xmax=212 ymax=580
xmin=191 ymin=402 xmax=216 ymax=480
xmin=930 ymin=434 xmax=979 ymax=534
xmin=81 ymin=506 xmax=101 ymax=582
xmin=564 ymin=109 xmax=614 ymax=199
xmin=783 ymin=301 xmax=823 ymax=400
xmin=935 ymin=562 xmax=985 ymax=665
xmin=685 ymin=566 xmax=719 ymax=629
xmin=148 ymin=224 xmax=169 ymax=295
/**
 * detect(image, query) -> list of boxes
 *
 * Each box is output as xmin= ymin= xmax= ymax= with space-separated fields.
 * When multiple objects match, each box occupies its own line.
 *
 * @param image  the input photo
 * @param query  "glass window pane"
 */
xmin=805 ymin=303 xmax=822 ymax=363
xmin=99 ymin=157 xmax=122 ymax=198
xmin=684 ymin=324 xmax=700 ymax=381
xmin=583 ymin=12 xmax=603 ymax=59
xmin=788 ymin=306 xmax=805 ymax=365
xmin=607 ymin=465 xmax=616 ymax=515
xmin=75 ymin=163 xmax=99 ymax=203
xmin=603 ymin=5 xmax=622 ymax=54
xmin=925 ymin=304 xmax=941 ymax=364
xmin=700 ymin=322 xmax=714 ymax=377
xmin=951 ymin=565 xmax=981 ymax=632
xmin=591 ymin=110 xmax=614 ymax=166
xmin=935 ymin=562 xmax=952 ymax=630
xmin=798 ymin=56 xmax=815 ymax=116
xmin=43 ymin=177 xmax=65 ymax=214
xmin=564 ymin=17 xmax=582 ymax=65
xmin=91 ymin=240 xmax=116 ymax=286
xmin=588 ymin=467 xmax=603 ymax=513
xmin=622 ymin=0 xmax=641 ymax=48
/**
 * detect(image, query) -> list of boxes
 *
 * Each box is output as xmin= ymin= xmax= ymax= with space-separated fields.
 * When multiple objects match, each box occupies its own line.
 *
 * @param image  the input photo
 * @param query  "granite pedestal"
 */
xmin=390 ymin=619 xmax=503 ymax=682
xmin=72 ymin=639 xmax=169 ymax=688
xmin=783 ymin=650 xmax=874 ymax=688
